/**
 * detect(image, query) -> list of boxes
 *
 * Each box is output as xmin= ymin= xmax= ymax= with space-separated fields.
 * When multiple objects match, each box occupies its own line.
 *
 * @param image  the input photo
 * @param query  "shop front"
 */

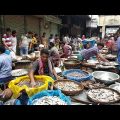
xmin=105 ymin=25 xmax=120 ymax=37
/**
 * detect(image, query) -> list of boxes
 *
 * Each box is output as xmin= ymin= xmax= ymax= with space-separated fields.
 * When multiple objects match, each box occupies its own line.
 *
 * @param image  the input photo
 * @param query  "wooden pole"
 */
xmin=90 ymin=15 xmax=92 ymax=37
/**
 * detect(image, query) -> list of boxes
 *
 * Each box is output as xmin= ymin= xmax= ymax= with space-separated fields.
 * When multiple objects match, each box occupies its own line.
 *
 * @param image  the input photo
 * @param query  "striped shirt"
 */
xmin=117 ymin=37 xmax=120 ymax=63
xmin=80 ymin=46 xmax=99 ymax=60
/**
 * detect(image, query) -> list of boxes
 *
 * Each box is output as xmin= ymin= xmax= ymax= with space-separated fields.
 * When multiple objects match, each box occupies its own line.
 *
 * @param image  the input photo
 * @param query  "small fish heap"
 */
xmin=54 ymin=81 xmax=81 ymax=91
xmin=110 ymin=83 xmax=120 ymax=93
xmin=87 ymin=88 xmax=120 ymax=103
xmin=12 ymin=69 xmax=28 ymax=76
xmin=17 ymin=79 xmax=44 ymax=88
xmin=67 ymin=72 xmax=86 ymax=78
xmin=112 ymin=86 xmax=120 ymax=93
xmin=32 ymin=96 xmax=67 ymax=105
xmin=4 ymin=99 xmax=16 ymax=105
xmin=87 ymin=83 xmax=105 ymax=89
xmin=106 ymin=54 xmax=116 ymax=59
xmin=81 ymin=80 xmax=94 ymax=87
xmin=82 ymin=81 xmax=105 ymax=89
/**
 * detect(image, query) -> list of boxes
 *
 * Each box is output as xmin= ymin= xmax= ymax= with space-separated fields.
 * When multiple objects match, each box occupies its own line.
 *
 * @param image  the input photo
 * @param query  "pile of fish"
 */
xmin=109 ymin=62 xmax=119 ymax=66
xmin=105 ymin=54 xmax=116 ymax=59
xmin=54 ymin=81 xmax=81 ymax=91
xmin=109 ymin=82 xmax=120 ymax=93
xmin=81 ymin=80 xmax=94 ymax=87
xmin=32 ymin=96 xmax=67 ymax=105
xmin=100 ymin=62 xmax=111 ymax=66
xmin=87 ymin=88 xmax=120 ymax=103
xmin=111 ymin=86 xmax=120 ymax=93
xmin=18 ymin=60 xmax=31 ymax=62
xmin=87 ymin=60 xmax=99 ymax=64
xmin=100 ymin=61 xmax=117 ymax=66
xmin=87 ymin=83 xmax=105 ymax=89
xmin=82 ymin=60 xmax=98 ymax=67
xmin=82 ymin=81 xmax=105 ymax=89
xmin=96 ymin=64 xmax=115 ymax=69
xmin=4 ymin=99 xmax=16 ymax=105
xmin=12 ymin=69 xmax=28 ymax=77
xmin=67 ymin=72 xmax=86 ymax=78
xmin=17 ymin=79 xmax=44 ymax=87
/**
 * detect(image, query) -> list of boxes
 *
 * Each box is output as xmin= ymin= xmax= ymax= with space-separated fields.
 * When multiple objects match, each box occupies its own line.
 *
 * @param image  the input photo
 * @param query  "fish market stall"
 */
xmin=1 ymin=49 xmax=120 ymax=105
xmin=70 ymin=83 xmax=120 ymax=105
xmin=81 ymin=59 xmax=119 ymax=73
xmin=60 ymin=70 xmax=120 ymax=105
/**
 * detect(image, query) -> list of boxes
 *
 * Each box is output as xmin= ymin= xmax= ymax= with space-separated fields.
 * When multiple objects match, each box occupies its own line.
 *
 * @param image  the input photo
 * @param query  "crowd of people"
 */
xmin=1 ymin=27 xmax=120 ymax=89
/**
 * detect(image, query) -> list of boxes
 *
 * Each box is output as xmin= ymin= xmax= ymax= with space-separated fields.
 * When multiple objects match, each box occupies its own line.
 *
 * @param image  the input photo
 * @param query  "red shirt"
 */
xmin=106 ymin=40 xmax=114 ymax=49
xmin=82 ymin=35 xmax=85 ymax=40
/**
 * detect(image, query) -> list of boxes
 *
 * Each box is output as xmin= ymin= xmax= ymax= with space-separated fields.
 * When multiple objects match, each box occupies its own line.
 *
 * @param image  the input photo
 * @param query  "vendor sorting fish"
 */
xmin=0 ymin=24 xmax=120 ymax=105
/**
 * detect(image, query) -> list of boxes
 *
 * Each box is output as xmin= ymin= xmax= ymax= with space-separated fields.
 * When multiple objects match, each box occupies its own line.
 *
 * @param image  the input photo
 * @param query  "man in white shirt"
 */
xmin=49 ymin=34 xmax=55 ymax=44
xmin=11 ymin=30 xmax=17 ymax=54
xmin=63 ymin=34 xmax=70 ymax=44
xmin=19 ymin=32 xmax=32 ymax=56
xmin=77 ymin=35 xmax=82 ymax=42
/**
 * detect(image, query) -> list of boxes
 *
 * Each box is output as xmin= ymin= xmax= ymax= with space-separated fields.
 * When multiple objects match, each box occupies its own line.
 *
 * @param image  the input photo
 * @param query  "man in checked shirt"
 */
xmin=77 ymin=42 xmax=109 ymax=62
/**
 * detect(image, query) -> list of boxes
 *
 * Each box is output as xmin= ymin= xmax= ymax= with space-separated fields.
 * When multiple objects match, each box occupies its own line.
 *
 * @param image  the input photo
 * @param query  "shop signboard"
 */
xmin=106 ymin=27 xmax=119 ymax=35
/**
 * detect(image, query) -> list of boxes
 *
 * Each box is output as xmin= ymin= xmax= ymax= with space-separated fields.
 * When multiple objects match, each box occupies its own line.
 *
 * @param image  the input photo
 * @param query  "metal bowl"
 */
xmin=68 ymin=55 xmax=78 ymax=59
xmin=92 ymin=71 xmax=120 ymax=85
xmin=11 ymin=69 xmax=28 ymax=77
xmin=72 ymin=51 xmax=80 ymax=54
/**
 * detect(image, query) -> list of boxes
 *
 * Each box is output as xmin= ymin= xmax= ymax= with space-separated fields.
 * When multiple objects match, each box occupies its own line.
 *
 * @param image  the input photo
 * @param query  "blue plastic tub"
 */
xmin=62 ymin=69 xmax=93 ymax=82
xmin=27 ymin=90 xmax=71 ymax=105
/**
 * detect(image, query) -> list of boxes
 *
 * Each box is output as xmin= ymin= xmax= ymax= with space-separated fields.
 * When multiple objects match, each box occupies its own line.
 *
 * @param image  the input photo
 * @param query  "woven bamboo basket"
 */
xmin=53 ymin=79 xmax=84 ymax=96
xmin=63 ymin=59 xmax=81 ymax=69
